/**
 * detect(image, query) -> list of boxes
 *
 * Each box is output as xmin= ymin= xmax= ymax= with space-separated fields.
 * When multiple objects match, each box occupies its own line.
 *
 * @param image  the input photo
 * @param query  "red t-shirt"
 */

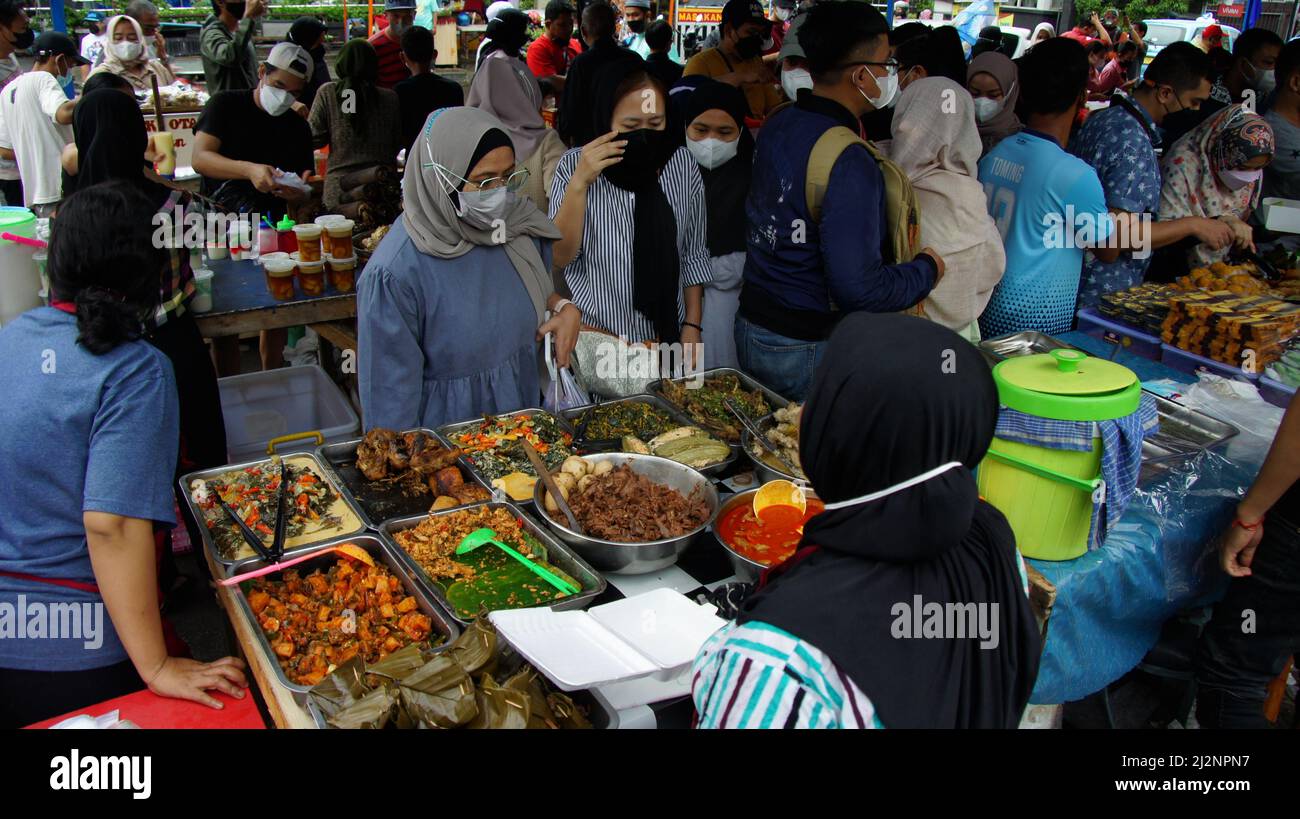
xmin=1091 ymin=58 xmax=1127 ymax=96
xmin=370 ymin=28 xmax=408 ymax=90
xmin=1061 ymin=27 xmax=1099 ymax=46
xmin=525 ymin=35 xmax=583 ymax=79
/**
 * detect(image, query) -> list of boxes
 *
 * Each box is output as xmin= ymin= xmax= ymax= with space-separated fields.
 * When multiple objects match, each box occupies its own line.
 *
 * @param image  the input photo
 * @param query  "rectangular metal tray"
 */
xmin=378 ymin=501 xmax=607 ymax=627
xmin=179 ymin=452 xmax=369 ymax=569
xmin=228 ymin=533 xmax=461 ymax=698
xmin=561 ymin=393 xmax=738 ymax=478
xmin=434 ymin=409 xmax=580 ymax=502
xmin=315 ymin=429 xmax=492 ymax=529
xmin=647 ymin=367 xmax=791 ymax=448
xmin=978 ymin=332 xmax=1240 ymax=476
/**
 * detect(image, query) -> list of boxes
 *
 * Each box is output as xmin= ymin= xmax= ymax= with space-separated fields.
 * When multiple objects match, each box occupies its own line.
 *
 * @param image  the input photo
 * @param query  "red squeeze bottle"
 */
xmin=276 ymin=216 xmax=298 ymax=253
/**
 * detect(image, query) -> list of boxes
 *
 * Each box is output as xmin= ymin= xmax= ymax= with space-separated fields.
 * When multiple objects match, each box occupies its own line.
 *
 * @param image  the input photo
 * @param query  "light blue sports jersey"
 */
xmin=977 ymin=129 xmax=1113 ymax=338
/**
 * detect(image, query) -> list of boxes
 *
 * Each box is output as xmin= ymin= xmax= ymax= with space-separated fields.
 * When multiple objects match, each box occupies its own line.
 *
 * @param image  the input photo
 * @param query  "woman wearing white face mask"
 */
xmin=681 ymin=79 xmax=753 ymax=369
xmin=88 ymin=14 xmax=174 ymax=91
xmin=1159 ymin=104 xmax=1275 ymax=269
xmin=358 ymin=107 xmax=580 ymax=430
xmin=967 ymin=52 xmax=1021 ymax=157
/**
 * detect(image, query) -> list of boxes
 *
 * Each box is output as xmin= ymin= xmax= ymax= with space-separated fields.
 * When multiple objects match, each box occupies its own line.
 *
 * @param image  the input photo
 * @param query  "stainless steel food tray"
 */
xmin=561 ymin=393 xmax=738 ymax=478
xmin=228 ymin=533 xmax=461 ymax=698
xmin=978 ymin=332 xmax=1240 ymax=476
xmin=316 ymin=429 xmax=492 ymax=529
xmin=740 ymin=410 xmax=808 ymax=486
xmin=179 ymin=452 xmax=369 ymax=569
xmin=648 ymin=367 xmax=791 ymax=449
xmin=378 ymin=501 xmax=607 ymax=627
xmin=434 ymin=409 xmax=580 ymax=498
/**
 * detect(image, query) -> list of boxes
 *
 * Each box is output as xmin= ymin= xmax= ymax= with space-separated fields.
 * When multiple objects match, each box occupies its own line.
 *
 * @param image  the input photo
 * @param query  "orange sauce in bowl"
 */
xmin=718 ymin=499 xmax=825 ymax=568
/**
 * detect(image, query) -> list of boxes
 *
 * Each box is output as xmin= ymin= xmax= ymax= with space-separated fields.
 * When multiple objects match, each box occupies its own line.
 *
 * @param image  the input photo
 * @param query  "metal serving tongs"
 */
xmin=572 ymin=396 xmax=623 ymax=452
xmin=202 ymin=456 xmax=292 ymax=563
xmin=724 ymin=397 xmax=803 ymax=479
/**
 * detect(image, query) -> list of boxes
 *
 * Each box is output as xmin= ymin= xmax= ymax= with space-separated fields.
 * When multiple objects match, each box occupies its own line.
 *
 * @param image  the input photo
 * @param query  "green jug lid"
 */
xmin=275 ymin=216 xmax=296 ymax=230
xmin=993 ymin=349 xmax=1141 ymax=421
xmin=0 ymin=206 xmax=35 ymax=230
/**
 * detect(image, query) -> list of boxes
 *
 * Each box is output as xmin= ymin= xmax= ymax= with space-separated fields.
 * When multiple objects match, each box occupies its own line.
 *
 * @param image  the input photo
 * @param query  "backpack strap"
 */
xmin=805 ymin=125 xmax=868 ymax=223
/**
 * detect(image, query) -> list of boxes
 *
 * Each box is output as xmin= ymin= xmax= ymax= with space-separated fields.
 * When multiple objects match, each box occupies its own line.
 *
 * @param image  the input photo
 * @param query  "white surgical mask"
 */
xmin=1250 ymin=65 xmax=1276 ymax=95
xmin=973 ymin=96 xmax=1002 ymax=123
xmin=686 ymin=135 xmax=739 ymax=170
xmin=822 ymin=462 xmax=965 ymax=510
xmin=775 ymin=6 xmax=792 ymax=21
xmin=259 ymin=84 xmax=296 ymax=117
xmin=858 ymin=67 xmax=897 ymax=110
xmin=1219 ymin=167 xmax=1262 ymax=191
xmin=110 ymin=40 xmax=143 ymax=61
xmin=781 ymin=67 xmax=812 ymax=100
xmin=145 ymin=40 xmax=158 ymax=60
xmin=458 ymin=186 xmax=513 ymax=229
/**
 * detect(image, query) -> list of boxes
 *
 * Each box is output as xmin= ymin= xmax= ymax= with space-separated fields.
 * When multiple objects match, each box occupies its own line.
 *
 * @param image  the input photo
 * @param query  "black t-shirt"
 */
xmin=1276 ymin=481 xmax=1299 ymax=526
xmin=195 ymin=89 xmax=314 ymax=220
xmin=395 ymin=73 xmax=466 ymax=155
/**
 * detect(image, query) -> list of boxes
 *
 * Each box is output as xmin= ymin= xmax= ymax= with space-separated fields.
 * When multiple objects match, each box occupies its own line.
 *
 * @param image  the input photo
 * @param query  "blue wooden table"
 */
xmin=193 ymin=257 xmax=357 ymax=339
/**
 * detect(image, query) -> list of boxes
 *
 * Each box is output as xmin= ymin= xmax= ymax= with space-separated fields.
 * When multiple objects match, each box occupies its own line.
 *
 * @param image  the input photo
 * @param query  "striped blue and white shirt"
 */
xmin=693 ymin=554 xmax=1031 ymax=729
xmin=692 ymin=621 xmax=882 ymax=729
xmin=549 ymin=145 xmax=714 ymax=342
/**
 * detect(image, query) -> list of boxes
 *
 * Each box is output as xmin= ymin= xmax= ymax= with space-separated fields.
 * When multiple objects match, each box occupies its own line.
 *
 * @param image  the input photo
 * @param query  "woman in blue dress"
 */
xmin=358 ymin=106 xmax=581 ymax=429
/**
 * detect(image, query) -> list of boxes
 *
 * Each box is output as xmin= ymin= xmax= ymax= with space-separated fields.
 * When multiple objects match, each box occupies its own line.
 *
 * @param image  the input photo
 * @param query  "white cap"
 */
xmin=266 ymin=42 xmax=314 ymax=82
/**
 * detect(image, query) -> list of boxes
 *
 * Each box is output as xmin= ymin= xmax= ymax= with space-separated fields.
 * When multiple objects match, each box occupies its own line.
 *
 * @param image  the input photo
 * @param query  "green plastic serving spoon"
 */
xmin=455 ymin=527 xmax=580 ymax=595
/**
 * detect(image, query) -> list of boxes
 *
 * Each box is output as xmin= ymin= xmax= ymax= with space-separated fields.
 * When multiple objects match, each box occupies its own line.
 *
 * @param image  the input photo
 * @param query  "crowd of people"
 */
xmin=0 ymin=0 xmax=1297 ymax=729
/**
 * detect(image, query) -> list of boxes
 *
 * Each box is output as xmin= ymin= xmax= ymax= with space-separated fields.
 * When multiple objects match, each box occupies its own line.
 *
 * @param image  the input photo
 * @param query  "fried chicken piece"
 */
xmin=356 ymin=428 xmax=397 ymax=480
xmin=450 ymin=483 xmax=490 ymax=504
xmin=410 ymin=441 xmax=462 ymax=477
xmin=387 ymin=434 xmax=411 ymax=471
xmin=434 ymin=466 xmax=464 ymax=495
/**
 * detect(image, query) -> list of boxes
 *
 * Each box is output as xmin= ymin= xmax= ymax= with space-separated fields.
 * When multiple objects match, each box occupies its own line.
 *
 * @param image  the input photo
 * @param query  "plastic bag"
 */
xmin=542 ymin=330 xmax=591 ymax=413
xmin=1179 ymin=374 xmax=1284 ymax=469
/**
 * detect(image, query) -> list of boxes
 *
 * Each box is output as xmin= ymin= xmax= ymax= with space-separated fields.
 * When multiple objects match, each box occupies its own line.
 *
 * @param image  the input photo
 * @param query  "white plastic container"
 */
xmin=217 ymin=364 xmax=359 ymax=463
xmin=0 ymin=207 xmax=42 ymax=328
xmin=1259 ymin=197 xmax=1300 ymax=234
xmin=489 ymin=588 xmax=725 ymax=691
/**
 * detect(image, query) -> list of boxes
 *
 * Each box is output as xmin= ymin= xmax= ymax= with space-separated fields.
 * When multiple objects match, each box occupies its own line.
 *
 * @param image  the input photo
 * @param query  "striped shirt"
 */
xmin=370 ymin=28 xmax=409 ymax=90
xmin=693 ymin=553 xmax=1032 ymax=729
xmin=548 ymin=145 xmax=713 ymax=342
xmin=692 ymin=620 xmax=882 ymax=729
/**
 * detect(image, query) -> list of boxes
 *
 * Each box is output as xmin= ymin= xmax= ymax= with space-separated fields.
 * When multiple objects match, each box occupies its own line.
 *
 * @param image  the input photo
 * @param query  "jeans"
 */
xmin=1194 ymin=514 xmax=1300 ymax=728
xmin=733 ymin=314 xmax=826 ymax=402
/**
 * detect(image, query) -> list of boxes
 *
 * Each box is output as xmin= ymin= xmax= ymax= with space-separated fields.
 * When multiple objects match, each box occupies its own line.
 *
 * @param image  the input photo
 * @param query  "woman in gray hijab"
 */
xmin=357 ymin=106 xmax=579 ymax=430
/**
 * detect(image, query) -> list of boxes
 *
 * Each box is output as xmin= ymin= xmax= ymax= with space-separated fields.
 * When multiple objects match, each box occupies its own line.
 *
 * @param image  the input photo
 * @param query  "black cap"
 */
xmin=34 ymin=31 xmax=91 ymax=65
xmin=721 ymin=0 xmax=766 ymax=29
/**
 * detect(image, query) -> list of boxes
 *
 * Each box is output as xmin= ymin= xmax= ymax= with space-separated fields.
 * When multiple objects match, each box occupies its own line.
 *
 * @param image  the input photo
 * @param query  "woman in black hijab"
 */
xmin=681 ymin=79 xmax=751 ymax=369
xmin=288 ymin=16 xmax=330 ymax=109
xmin=64 ymin=90 xmax=228 ymax=584
xmin=693 ymin=314 xmax=1041 ymax=728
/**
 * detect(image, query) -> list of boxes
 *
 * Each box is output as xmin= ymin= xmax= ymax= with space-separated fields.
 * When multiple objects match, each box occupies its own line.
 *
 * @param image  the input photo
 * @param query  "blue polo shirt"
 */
xmin=0 ymin=308 xmax=179 ymax=671
xmin=1069 ymin=97 xmax=1163 ymax=311
xmin=978 ymin=129 xmax=1113 ymax=337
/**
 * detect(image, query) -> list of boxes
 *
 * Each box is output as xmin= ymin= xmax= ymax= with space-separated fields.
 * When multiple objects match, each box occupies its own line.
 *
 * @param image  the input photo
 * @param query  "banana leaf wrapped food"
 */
xmin=306 ymin=618 xmax=596 ymax=729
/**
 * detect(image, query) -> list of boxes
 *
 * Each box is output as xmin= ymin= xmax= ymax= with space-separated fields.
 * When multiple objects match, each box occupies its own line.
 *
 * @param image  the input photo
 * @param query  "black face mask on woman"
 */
xmin=6 ymin=25 xmax=34 ymax=50
xmin=603 ymin=127 xmax=672 ymax=191
xmin=225 ymin=2 xmax=247 ymax=19
xmin=735 ymin=33 xmax=763 ymax=60
xmin=628 ymin=18 xmax=647 ymax=34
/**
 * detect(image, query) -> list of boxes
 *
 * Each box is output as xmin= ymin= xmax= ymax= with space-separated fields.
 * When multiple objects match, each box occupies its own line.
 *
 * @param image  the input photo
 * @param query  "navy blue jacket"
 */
xmin=740 ymin=93 xmax=937 ymax=341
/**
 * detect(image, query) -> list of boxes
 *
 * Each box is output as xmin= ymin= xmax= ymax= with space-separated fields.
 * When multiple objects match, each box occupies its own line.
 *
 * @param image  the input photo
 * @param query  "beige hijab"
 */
xmin=401 ymin=106 xmax=562 ymax=322
xmin=889 ymin=77 xmax=1005 ymax=331
xmin=91 ymin=15 xmax=175 ymax=91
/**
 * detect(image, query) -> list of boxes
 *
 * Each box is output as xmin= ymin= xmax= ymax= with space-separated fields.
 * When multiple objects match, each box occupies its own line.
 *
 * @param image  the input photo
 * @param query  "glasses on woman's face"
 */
xmin=424 ymin=150 xmax=530 ymax=193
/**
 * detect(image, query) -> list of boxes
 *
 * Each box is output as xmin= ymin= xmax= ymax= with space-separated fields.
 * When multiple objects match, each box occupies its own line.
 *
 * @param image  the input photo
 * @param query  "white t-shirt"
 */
xmin=0 ymin=56 xmax=21 ymax=184
xmin=80 ymin=32 xmax=105 ymax=66
xmin=0 ymin=72 xmax=74 ymax=206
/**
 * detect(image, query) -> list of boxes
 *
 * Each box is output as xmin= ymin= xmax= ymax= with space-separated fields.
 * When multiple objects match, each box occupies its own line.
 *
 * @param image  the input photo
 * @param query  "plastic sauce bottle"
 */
xmin=276 ymin=216 xmax=298 ymax=254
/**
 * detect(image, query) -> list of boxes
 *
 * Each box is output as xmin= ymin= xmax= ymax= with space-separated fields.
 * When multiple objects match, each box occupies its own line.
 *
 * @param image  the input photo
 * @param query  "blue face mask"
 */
xmin=58 ymin=70 xmax=74 ymax=94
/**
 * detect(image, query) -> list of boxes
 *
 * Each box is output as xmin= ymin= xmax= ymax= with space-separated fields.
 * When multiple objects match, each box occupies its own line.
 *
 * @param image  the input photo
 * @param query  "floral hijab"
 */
xmin=1159 ymin=104 xmax=1274 ymax=264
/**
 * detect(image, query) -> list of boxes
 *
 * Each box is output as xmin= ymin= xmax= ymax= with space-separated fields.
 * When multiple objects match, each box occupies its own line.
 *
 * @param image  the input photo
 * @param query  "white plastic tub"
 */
xmin=0 ymin=207 xmax=42 ymax=328
xmin=218 ymin=364 xmax=359 ymax=463
xmin=1260 ymin=198 xmax=1300 ymax=234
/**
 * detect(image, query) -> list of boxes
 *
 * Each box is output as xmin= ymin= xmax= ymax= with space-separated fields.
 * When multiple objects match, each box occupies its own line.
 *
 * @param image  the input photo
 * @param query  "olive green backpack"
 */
xmin=805 ymin=126 xmax=923 ymax=269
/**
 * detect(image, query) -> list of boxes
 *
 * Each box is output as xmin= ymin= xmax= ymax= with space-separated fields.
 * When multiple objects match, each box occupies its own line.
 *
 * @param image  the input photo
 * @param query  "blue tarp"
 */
xmin=1026 ymin=332 xmax=1262 ymax=704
